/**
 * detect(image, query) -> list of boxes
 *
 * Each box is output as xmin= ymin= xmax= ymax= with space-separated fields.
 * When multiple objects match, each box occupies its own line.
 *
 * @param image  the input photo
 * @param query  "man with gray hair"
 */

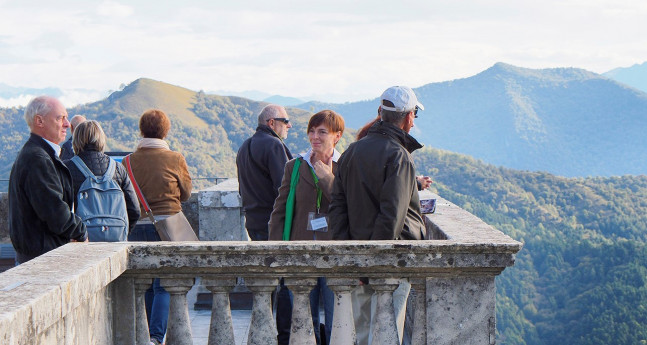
xmin=236 ymin=104 xmax=293 ymax=240
xmin=9 ymin=96 xmax=87 ymax=265
xmin=236 ymin=104 xmax=293 ymax=344
xmin=59 ymin=114 xmax=86 ymax=160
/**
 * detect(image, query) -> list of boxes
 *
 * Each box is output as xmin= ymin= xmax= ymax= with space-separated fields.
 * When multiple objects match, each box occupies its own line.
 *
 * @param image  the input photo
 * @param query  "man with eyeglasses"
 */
xmin=330 ymin=86 xmax=426 ymax=345
xmin=236 ymin=103 xmax=293 ymax=344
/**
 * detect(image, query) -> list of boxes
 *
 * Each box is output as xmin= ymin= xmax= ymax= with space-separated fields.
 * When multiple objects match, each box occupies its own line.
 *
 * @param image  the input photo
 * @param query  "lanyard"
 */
xmin=308 ymin=165 xmax=323 ymax=214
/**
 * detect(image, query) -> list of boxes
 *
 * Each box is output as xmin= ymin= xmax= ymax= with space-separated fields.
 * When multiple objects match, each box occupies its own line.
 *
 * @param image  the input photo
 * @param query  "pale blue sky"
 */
xmin=1 ymin=0 xmax=646 ymax=106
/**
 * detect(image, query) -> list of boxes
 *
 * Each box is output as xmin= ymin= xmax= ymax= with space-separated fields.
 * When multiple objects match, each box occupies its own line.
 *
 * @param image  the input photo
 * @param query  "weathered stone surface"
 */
xmin=198 ymin=179 xmax=246 ymax=241
xmin=0 ymin=184 xmax=522 ymax=345
xmin=427 ymin=276 xmax=496 ymax=345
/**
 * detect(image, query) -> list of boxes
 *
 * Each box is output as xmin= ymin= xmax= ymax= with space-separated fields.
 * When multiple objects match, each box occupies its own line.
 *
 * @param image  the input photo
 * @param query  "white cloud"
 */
xmin=0 ymin=1 xmax=646 ymax=103
xmin=96 ymin=1 xmax=133 ymax=18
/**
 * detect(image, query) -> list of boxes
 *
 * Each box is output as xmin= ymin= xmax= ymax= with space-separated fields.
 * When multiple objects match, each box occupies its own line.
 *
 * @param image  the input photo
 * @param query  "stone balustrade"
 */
xmin=0 ymin=180 xmax=522 ymax=344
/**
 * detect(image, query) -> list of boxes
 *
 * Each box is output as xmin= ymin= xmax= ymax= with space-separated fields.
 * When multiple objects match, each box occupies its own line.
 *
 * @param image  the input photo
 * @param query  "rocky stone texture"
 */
xmin=0 ymin=181 xmax=521 ymax=345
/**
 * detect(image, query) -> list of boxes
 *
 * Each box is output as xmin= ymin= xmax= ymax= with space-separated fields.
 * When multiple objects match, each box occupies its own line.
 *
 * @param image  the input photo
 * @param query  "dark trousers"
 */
xmin=276 ymin=280 xmax=293 ymax=345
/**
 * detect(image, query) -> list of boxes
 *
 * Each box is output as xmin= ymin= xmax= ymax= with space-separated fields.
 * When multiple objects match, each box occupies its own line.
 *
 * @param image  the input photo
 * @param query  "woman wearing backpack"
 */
xmin=64 ymin=120 xmax=141 ymax=238
xmin=124 ymin=108 xmax=193 ymax=345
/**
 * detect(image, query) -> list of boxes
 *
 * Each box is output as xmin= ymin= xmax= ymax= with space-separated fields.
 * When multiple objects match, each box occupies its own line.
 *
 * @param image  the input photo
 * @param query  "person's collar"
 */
xmin=300 ymin=147 xmax=341 ymax=168
xmin=137 ymin=138 xmax=170 ymax=150
xmin=368 ymin=121 xmax=423 ymax=153
xmin=41 ymin=137 xmax=62 ymax=157
xmin=257 ymin=124 xmax=286 ymax=143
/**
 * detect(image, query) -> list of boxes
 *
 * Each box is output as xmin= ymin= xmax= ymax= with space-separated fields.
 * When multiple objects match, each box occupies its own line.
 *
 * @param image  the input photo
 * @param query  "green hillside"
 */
xmin=0 ymin=78 xmax=355 ymax=190
xmin=297 ymin=63 xmax=647 ymax=177
xmin=414 ymin=148 xmax=647 ymax=344
xmin=2 ymin=77 xmax=646 ymax=343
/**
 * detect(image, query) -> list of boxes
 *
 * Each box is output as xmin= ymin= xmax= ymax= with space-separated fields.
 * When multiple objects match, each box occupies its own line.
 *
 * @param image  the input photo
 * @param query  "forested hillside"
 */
xmin=414 ymin=148 xmax=647 ymax=344
xmin=0 ymin=78 xmax=355 ymax=190
xmin=298 ymin=63 xmax=647 ymax=177
xmin=2 ymin=77 xmax=646 ymax=343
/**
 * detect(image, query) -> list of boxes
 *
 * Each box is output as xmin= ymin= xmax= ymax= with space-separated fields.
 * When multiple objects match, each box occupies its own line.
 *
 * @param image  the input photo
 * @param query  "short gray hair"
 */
xmin=24 ymin=96 xmax=54 ymax=128
xmin=257 ymin=104 xmax=285 ymax=126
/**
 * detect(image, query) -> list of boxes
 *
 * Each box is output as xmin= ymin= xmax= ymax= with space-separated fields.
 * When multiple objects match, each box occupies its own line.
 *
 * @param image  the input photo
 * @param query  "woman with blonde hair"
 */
xmin=64 ymin=120 xmax=140 ymax=237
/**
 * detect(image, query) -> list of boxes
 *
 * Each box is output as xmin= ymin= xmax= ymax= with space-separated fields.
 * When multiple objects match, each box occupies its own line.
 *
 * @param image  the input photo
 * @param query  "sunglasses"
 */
xmin=268 ymin=117 xmax=290 ymax=124
xmin=414 ymin=106 xmax=419 ymax=118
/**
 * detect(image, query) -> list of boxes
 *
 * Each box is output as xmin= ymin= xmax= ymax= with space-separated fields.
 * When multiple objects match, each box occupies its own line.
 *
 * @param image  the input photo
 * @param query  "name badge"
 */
xmin=307 ymin=212 xmax=328 ymax=232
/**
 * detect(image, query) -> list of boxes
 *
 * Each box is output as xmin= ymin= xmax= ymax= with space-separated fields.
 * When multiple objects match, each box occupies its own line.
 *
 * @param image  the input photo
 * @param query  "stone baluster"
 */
xmin=370 ymin=278 xmax=402 ymax=345
xmin=134 ymin=278 xmax=153 ymax=345
xmin=160 ymin=277 xmax=196 ymax=345
xmin=245 ymin=278 xmax=279 ymax=345
xmin=202 ymin=277 xmax=237 ymax=345
xmin=283 ymin=278 xmax=318 ymax=345
xmin=327 ymin=278 xmax=358 ymax=345
xmin=409 ymin=279 xmax=427 ymax=345
xmin=112 ymin=276 xmax=136 ymax=344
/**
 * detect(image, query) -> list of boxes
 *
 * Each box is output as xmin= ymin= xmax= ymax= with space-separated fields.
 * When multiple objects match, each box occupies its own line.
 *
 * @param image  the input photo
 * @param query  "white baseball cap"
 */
xmin=380 ymin=86 xmax=424 ymax=113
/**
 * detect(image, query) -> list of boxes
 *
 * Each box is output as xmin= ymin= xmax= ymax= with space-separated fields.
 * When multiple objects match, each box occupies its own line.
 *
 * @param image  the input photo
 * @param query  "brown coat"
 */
xmin=128 ymin=147 xmax=192 ymax=217
xmin=269 ymin=157 xmax=337 ymax=241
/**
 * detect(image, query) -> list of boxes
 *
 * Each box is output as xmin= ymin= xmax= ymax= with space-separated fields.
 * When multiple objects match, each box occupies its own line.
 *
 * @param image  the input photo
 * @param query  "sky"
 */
xmin=1 ymin=0 xmax=646 ymax=106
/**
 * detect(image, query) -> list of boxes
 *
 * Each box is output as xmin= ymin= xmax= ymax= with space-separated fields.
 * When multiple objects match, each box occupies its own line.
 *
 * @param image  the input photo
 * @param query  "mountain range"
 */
xmin=1 ymin=64 xmax=647 ymax=344
xmin=295 ymin=62 xmax=647 ymax=177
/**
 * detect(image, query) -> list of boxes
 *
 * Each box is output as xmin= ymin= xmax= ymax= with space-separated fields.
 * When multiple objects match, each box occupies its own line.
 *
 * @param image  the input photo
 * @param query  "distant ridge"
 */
xmin=296 ymin=62 xmax=647 ymax=177
xmin=603 ymin=61 xmax=647 ymax=93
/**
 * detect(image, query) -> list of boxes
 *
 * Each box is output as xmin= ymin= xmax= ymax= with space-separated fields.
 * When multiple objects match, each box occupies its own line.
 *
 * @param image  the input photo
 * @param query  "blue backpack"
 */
xmin=71 ymin=156 xmax=129 ymax=242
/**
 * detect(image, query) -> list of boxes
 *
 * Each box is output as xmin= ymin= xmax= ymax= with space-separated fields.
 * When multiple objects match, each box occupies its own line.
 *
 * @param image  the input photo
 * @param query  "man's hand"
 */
xmin=416 ymin=175 xmax=432 ymax=190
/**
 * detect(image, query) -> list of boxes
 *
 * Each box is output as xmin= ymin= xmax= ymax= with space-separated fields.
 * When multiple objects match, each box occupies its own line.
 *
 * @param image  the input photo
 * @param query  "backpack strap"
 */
xmin=101 ymin=158 xmax=116 ymax=183
xmin=70 ymin=155 xmax=96 ymax=179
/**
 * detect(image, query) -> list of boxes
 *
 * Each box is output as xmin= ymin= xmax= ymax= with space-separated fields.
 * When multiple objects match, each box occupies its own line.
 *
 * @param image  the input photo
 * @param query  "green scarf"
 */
xmin=283 ymin=158 xmax=302 ymax=240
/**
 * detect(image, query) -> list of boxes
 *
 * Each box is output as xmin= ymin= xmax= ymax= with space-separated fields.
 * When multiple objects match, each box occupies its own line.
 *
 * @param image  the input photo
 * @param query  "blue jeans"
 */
xmin=310 ymin=277 xmax=334 ymax=345
xmin=128 ymin=224 xmax=170 ymax=343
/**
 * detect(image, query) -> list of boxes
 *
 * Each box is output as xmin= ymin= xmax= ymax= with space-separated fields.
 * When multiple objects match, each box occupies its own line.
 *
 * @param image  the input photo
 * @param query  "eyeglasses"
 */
xmin=268 ymin=117 xmax=290 ymax=124
xmin=414 ymin=106 xmax=419 ymax=118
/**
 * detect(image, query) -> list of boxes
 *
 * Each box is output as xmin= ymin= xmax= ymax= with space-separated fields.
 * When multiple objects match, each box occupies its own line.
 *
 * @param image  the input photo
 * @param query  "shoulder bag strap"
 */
xmin=282 ymin=158 xmax=302 ymax=241
xmin=123 ymin=155 xmax=156 ymax=223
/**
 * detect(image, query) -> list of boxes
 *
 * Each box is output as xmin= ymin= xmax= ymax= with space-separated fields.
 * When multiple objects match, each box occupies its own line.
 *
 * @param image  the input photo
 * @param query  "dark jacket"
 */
xmin=269 ymin=157 xmax=337 ymax=241
xmin=9 ymin=134 xmax=87 ymax=264
xmin=60 ymin=137 xmax=74 ymax=161
xmin=330 ymin=121 xmax=426 ymax=241
xmin=64 ymin=147 xmax=141 ymax=233
xmin=236 ymin=125 xmax=293 ymax=236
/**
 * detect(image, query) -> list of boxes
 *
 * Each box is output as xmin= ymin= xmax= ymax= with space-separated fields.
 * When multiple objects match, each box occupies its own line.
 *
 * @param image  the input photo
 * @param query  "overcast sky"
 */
xmin=1 ymin=0 xmax=646 ymax=106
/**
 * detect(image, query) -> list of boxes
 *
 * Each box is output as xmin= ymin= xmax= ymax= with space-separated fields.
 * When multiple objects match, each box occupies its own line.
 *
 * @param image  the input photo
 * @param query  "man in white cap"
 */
xmin=330 ymin=85 xmax=426 ymax=344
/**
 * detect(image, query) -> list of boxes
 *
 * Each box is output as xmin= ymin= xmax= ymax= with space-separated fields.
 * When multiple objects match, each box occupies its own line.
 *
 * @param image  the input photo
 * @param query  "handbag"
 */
xmin=123 ymin=155 xmax=198 ymax=241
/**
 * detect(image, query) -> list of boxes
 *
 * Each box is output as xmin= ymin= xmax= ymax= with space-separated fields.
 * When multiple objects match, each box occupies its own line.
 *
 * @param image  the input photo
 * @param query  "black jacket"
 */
xmin=60 ymin=137 xmax=74 ymax=161
xmin=330 ymin=121 xmax=426 ymax=241
xmin=9 ymin=134 xmax=87 ymax=263
xmin=64 ymin=147 xmax=141 ymax=233
xmin=236 ymin=125 xmax=293 ymax=235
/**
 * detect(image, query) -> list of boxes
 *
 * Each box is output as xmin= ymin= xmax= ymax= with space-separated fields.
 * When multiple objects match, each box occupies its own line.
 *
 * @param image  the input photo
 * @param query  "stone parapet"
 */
xmin=0 ymin=182 xmax=522 ymax=345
